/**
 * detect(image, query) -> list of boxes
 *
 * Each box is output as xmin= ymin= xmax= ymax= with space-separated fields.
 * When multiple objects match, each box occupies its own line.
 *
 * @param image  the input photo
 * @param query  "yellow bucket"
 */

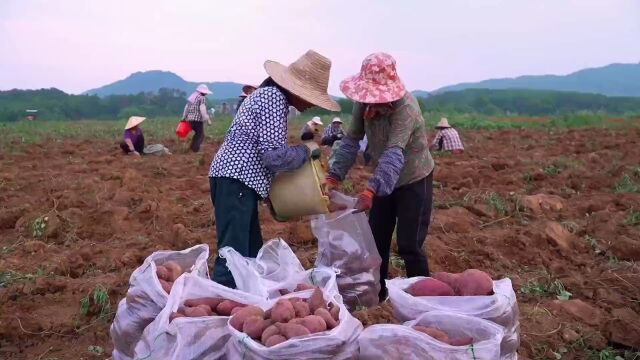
xmin=269 ymin=158 xmax=329 ymax=221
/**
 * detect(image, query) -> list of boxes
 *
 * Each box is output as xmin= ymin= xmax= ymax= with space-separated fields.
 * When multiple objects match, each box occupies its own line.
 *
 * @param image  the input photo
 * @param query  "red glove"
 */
xmin=354 ymin=188 xmax=375 ymax=213
xmin=325 ymin=175 xmax=340 ymax=193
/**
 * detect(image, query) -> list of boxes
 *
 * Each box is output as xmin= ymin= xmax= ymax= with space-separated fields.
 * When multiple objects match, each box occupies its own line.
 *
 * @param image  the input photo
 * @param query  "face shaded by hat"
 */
xmin=196 ymin=84 xmax=212 ymax=95
xmin=340 ymin=52 xmax=406 ymax=104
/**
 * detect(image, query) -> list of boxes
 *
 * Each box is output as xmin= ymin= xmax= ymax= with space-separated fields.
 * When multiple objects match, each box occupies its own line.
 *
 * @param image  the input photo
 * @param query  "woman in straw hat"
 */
xmin=326 ymin=52 xmax=435 ymax=302
xmin=236 ymin=84 xmax=258 ymax=112
xmin=300 ymin=116 xmax=324 ymax=141
xmin=430 ymin=117 xmax=464 ymax=154
xmin=182 ymin=84 xmax=213 ymax=153
xmin=119 ymin=116 xmax=146 ymax=156
xmin=208 ymin=50 xmax=340 ymax=288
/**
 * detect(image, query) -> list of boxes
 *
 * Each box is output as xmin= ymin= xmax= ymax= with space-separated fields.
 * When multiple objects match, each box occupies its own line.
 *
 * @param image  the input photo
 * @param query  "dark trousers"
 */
xmin=190 ymin=121 xmax=205 ymax=152
xmin=210 ymin=177 xmax=263 ymax=288
xmin=369 ymin=171 xmax=434 ymax=300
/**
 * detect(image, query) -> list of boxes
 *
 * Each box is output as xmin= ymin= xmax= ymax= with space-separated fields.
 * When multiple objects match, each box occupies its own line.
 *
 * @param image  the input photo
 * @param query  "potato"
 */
xmin=293 ymin=301 xmax=311 ymax=318
xmin=279 ymin=289 xmax=291 ymax=295
xmin=275 ymin=322 xmax=311 ymax=339
xmin=265 ymin=334 xmax=287 ymax=347
xmin=329 ymin=304 xmax=340 ymax=321
xmin=243 ymin=316 xmax=273 ymax=339
xmin=288 ymin=297 xmax=303 ymax=303
xmin=169 ymin=312 xmax=185 ymax=322
xmin=155 ymin=265 xmax=172 ymax=282
xmin=300 ymin=315 xmax=327 ymax=333
xmin=216 ymin=300 xmax=244 ymax=316
xmin=196 ymin=304 xmax=213 ymax=315
xmin=184 ymin=306 xmax=210 ymax=317
xmin=456 ymin=269 xmax=493 ymax=296
xmin=294 ymin=283 xmax=315 ymax=292
xmin=431 ymin=272 xmax=461 ymax=292
xmin=308 ymin=287 xmax=326 ymax=312
xmin=261 ymin=325 xmax=280 ymax=345
xmin=314 ymin=308 xmax=337 ymax=329
xmin=407 ymin=278 xmax=455 ymax=297
xmin=270 ymin=299 xmax=295 ymax=323
xmin=184 ymin=297 xmax=224 ymax=310
xmin=230 ymin=305 xmax=264 ymax=331
xmin=413 ymin=326 xmax=450 ymax=343
xmin=448 ymin=337 xmax=474 ymax=346
xmin=159 ymin=279 xmax=173 ymax=294
xmin=162 ymin=260 xmax=183 ymax=282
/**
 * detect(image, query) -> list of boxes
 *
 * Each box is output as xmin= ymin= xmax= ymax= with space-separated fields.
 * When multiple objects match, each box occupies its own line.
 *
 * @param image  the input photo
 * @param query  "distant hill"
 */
xmin=426 ymin=63 xmax=640 ymax=97
xmin=84 ymin=70 xmax=244 ymax=99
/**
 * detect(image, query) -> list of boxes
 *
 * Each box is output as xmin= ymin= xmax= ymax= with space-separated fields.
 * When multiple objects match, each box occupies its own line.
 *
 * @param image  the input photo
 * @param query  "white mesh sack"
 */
xmin=387 ymin=277 xmax=520 ymax=358
xmin=110 ymin=244 xmax=210 ymax=360
xmin=133 ymin=273 xmax=263 ymax=360
xmin=225 ymin=290 xmax=363 ymax=360
xmin=358 ymin=311 xmax=504 ymax=360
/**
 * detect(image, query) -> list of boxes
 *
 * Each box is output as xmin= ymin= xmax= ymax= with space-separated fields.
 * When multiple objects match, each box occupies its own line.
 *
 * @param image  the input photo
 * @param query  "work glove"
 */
xmin=354 ymin=188 xmax=375 ymax=213
xmin=304 ymin=142 xmax=321 ymax=160
xmin=324 ymin=175 xmax=340 ymax=194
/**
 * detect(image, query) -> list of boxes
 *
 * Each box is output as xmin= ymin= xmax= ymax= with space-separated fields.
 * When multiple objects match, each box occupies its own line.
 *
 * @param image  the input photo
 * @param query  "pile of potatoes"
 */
xmin=231 ymin=287 xmax=341 ymax=347
xmin=278 ymin=282 xmax=315 ymax=295
xmin=169 ymin=297 xmax=247 ymax=321
xmin=155 ymin=261 xmax=184 ymax=294
xmin=407 ymin=269 xmax=493 ymax=297
xmin=412 ymin=326 xmax=474 ymax=346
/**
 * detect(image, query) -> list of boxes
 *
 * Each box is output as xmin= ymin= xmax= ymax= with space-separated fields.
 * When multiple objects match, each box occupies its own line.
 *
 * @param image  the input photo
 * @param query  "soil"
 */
xmin=1 ymin=128 xmax=639 ymax=359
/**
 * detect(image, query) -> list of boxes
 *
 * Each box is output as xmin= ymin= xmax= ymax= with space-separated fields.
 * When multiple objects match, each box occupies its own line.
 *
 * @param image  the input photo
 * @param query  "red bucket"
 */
xmin=176 ymin=120 xmax=191 ymax=138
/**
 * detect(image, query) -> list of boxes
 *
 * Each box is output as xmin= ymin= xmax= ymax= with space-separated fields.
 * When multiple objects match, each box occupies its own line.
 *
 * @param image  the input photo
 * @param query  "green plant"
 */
xmin=561 ymin=221 xmax=580 ymax=234
xmin=32 ymin=216 xmax=48 ymax=239
xmin=543 ymin=164 xmax=563 ymax=176
xmin=0 ymin=269 xmax=51 ymax=288
xmin=584 ymin=235 xmax=603 ymax=255
xmin=342 ymin=179 xmax=355 ymax=194
xmin=615 ymin=174 xmax=640 ymax=193
xmin=523 ymin=171 xmax=534 ymax=182
xmin=624 ymin=209 xmax=640 ymax=226
xmin=390 ymin=254 xmax=405 ymax=270
xmin=87 ymin=345 xmax=104 ymax=355
xmin=79 ymin=285 xmax=112 ymax=320
xmin=484 ymin=192 xmax=507 ymax=216
xmin=520 ymin=279 xmax=571 ymax=300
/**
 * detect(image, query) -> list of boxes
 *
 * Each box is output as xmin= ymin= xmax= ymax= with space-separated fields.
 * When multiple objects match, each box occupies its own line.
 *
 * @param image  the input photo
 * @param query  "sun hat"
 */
xmin=436 ymin=117 xmax=452 ymax=129
xmin=125 ymin=116 xmax=146 ymax=130
xmin=311 ymin=116 xmax=323 ymax=125
xmin=242 ymin=84 xmax=257 ymax=94
xmin=332 ymin=117 xmax=343 ymax=124
xmin=264 ymin=50 xmax=341 ymax=112
xmin=340 ymin=52 xmax=407 ymax=104
xmin=196 ymin=84 xmax=212 ymax=95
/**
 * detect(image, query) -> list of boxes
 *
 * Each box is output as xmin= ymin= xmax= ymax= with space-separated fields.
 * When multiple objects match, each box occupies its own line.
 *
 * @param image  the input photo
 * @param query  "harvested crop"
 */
xmin=329 ymin=304 xmax=340 ymax=321
xmin=456 ymin=269 xmax=493 ymax=296
xmin=293 ymin=301 xmax=310 ymax=318
xmin=413 ymin=326 xmax=450 ymax=343
xmin=448 ymin=336 xmax=474 ymax=346
xmin=270 ymin=299 xmax=295 ymax=323
xmin=308 ymin=288 xmax=326 ymax=312
xmin=155 ymin=265 xmax=171 ymax=282
xmin=216 ymin=300 xmax=244 ymax=316
xmin=184 ymin=306 xmax=210 ymax=317
xmin=299 ymin=315 xmax=327 ymax=333
xmin=169 ymin=312 xmax=185 ymax=321
xmin=431 ymin=272 xmax=461 ymax=292
xmin=159 ymin=279 xmax=173 ymax=294
xmin=230 ymin=306 xmax=264 ymax=331
xmin=261 ymin=325 xmax=280 ymax=344
xmin=275 ymin=322 xmax=311 ymax=339
xmin=184 ymin=297 xmax=223 ymax=310
xmin=162 ymin=260 xmax=183 ymax=282
xmin=407 ymin=278 xmax=455 ymax=296
xmin=294 ymin=283 xmax=315 ymax=291
xmin=265 ymin=334 xmax=287 ymax=347
xmin=314 ymin=308 xmax=337 ymax=329
xmin=243 ymin=316 xmax=273 ymax=339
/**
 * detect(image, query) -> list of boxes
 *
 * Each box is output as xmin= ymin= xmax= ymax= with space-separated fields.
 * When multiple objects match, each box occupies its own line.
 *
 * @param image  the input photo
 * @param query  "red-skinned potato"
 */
xmin=162 ymin=260 xmax=183 ymax=282
xmin=314 ymin=308 xmax=337 ymax=329
xmin=431 ymin=272 xmax=461 ymax=292
xmin=293 ymin=301 xmax=311 ymax=318
xmin=270 ymin=299 xmax=295 ymax=323
xmin=170 ymin=312 xmax=185 ymax=321
xmin=159 ymin=279 xmax=173 ymax=294
xmin=243 ymin=316 xmax=273 ymax=339
xmin=265 ymin=334 xmax=287 ymax=347
xmin=413 ymin=326 xmax=450 ymax=343
xmin=184 ymin=306 xmax=210 ymax=317
xmin=329 ymin=304 xmax=340 ymax=321
xmin=308 ymin=288 xmax=326 ymax=312
xmin=275 ymin=322 xmax=311 ymax=339
xmin=408 ymin=278 xmax=455 ymax=296
xmin=294 ymin=283 xmax=315 ymax=292
xmin=155 ymin=265 xmax=171 ymax=281
xmin=216 ymin=300 xmax=244 ymax=316
xmin=230 ymin=306 xmax=264 ymax=331
xmin=184 ymin=297 xmax=224 ymax=310
xmin=456 ymin=269 xmax=493 ymax=296
xmin=195 ymin=304 xmax=213 ymax=315
xmin=448 ymin=337 xmax=474 ymax=346
xmin=300 ymin=315 xmax=327 ymax=333
xmin=261 ymin=325 xmax=280 ymax=345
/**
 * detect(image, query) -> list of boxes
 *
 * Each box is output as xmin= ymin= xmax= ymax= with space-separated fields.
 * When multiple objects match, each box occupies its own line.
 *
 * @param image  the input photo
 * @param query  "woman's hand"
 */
xmin=353 ymin=188 xmax=375 ymax=213
xmin=131 ymin=151 xmax=141 ymax=156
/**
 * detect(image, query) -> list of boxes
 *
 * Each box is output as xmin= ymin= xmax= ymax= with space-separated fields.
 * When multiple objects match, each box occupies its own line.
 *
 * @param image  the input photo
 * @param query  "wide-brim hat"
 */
xmin=242 ymin=84 xmax=257 ymax=94
xmin=311 ymin=116 xmax=323 ymax=125
xmin=436 ymin=117 xmax=452 ymax=128
xmin=196 ymin=84 xmax=212 ymax=95
xmin=125 ymin=116 xmax=146 ymax=130
xmin=264 ymin=50 xmax=341 ymax=112
xmin=332 ymin=117 xmax=343 ymax=124
xmin=340 ymin=52 xmax=406 ymax=104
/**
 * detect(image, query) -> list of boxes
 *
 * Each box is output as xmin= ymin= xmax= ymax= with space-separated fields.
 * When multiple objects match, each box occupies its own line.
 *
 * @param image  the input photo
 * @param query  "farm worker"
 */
xmin=182 ymin=84 xmax=212 ymax=153
xmin=236 ymin=84 xmax=258 ymax=112
xmin=300 ymin=116 xmax=324 ymax=141
xmin=326 ymin=52 xmax=435 ymax=302
xmin=119 ymin=116 xmax=146 ymax=156
xmin=322 ymin=117 xmax=345 ymax=167
xmin=208 ymin=50 xmax=340 ymax=288
xmin=430 ymin=117 xmax=464 ymax=154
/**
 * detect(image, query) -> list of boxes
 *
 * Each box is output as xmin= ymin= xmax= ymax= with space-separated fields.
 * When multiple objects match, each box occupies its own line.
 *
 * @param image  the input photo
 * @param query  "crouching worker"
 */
xmin=326 ymin=53 xmax=435 ymax=302
xmin=300 ymin=116 xmax=324 ymax=141
xmin=120 ymin=116 xmax=146 ymax=156
xmin=430 ymin=117 xmax=464 ymax=154
xmin=208 ymin=50 xmax=340 ymax=288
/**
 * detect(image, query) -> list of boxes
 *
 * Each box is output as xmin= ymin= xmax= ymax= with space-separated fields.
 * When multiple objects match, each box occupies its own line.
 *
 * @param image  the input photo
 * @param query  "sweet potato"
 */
xmin=288 ymin=297 xmax=303 ymax=303
xmin=159 ymin=279 xmax=173 ymax=294
xmin=170 ymin=312 xmax=185 ymax=321
xmin=216 ymin=300 xmax=244 ymax=316
xmin=261 ymin=325 xmax=280 ymax=345
xmin=196 ymin=304 xmax=214 ymax=315
xmin=293 ymin=301 xmax=311 ymax=318
xmin=294 ymin=283 xmax=315 ymax=292
xmin=184 ymin=297 xmax=224 ymax=310
xmin=308 ymin=287 xmax=326 ymax=312
xmin=407 ymin=278 xmax=455 ymax=296
xmin=155 ymin=265 xmax=171 ymax=282
xmin=448 ymin=337 xmax=474 ymax=346
xmin=413 ymin=326 xmax=450 ymax=343
xmin=270 ymin=299 xmax=295 ymax=323
xmin=300 ymin=315 xmax=327 ymax=333
xmin=431 ymin=272 xmax=461 ymax=292
xmin=230 ymin=305 xmax=264 ymax=331
xmin=162 ymin=260 xmax=183 ymax=282
xmin=456 ymin=269 xmax=493 ymax=296
xmin=279 ymin=289 xmax=291 ymax=295
xmin=265 ymin=334 xmax=287 ymax=347
xmin=329 ymin=304 xmax=340 ymax=321
xmin=243 ymin=316 xmax=273 ymax=339
xmin=314 ymin=308 xmax=337 ymax=329
xmin=275 ymin=322 xmax=311 ymax=339
xmin=184 ymin=306 xmax=210 ymax=317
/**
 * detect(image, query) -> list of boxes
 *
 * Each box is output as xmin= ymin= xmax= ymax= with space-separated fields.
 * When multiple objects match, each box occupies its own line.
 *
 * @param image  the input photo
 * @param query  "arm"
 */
xmin=199 ymin=100 xmax=211 ymax=123
xmin=327 ymin=102 xmax=365 ymax=181
xmin=182 ymin=104 xmax=188 ymax=120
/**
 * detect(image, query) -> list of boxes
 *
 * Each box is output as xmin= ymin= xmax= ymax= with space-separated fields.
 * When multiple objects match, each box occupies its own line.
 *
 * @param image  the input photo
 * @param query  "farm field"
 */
xmin=0 ymin=119 xmax=639 ymax=359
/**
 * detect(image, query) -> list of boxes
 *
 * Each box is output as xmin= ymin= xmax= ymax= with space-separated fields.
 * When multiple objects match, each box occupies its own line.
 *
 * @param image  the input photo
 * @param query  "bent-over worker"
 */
xmin=120 ymin=116 xmax=146 ymax=156
xmin=183 ymin=84 xmax=212 ymax=153
xmin=430 ymin=117 xmax=464 ymax=154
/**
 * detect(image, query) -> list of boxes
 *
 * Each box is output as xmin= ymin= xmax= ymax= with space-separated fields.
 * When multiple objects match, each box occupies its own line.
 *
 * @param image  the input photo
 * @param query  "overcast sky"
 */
xmin=1 ymin=0 xmax=639 ymax=95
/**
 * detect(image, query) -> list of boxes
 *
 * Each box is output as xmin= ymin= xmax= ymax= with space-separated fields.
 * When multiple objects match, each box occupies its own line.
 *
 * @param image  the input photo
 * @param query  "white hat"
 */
xmin=436 ymin=117 xmax=451 ymax=128
xmin=332 ymin=117 xmax=343 ymax=124
xmin=311 ymin=116 xmax=323 ymax=125
xmin=196 ymin=84 xmax=212 ymax=95
xmin=125 ymin=116 xmax=146 ymax=130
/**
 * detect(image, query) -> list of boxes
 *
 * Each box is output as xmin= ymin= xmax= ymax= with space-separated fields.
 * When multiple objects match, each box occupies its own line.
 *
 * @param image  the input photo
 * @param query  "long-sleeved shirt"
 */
xmin=183 ymin=92 xmax=210 ymax=123
xmin=321 ymin=125 xmax=345 ymax=146
xmin=329 ymin=92 xmax=434 ymax=196
xmin=432 ymin=127 xmax=464 ymax=151
xmin=208 ymin=86 xmax=309 ymax=198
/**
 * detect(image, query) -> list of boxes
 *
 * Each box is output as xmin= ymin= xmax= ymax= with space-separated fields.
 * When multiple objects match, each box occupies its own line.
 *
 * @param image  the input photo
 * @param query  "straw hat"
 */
xmin=340 ymin=52 xmax=406 ymax=104
xmin=332 ymin=117 xmax=343 ymax=124
xmin=196 ymin=84 xmax=212 ymax=95
xmin=242 ymin=84 xmax=257 ymax=94
xmin=264 ymin=50 xmax=341 ymax=112
xmin=310 ymin=116 xmax=323 ymax=125
xmin=125 ymin=116 xmax=146 ymax=130
xmin=436 ymin=117 xmax=452 ymax=129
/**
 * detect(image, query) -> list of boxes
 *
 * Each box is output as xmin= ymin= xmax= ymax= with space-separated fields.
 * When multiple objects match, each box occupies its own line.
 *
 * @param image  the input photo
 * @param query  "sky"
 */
xmin=1 ymin=0 xmax=639 ymax=95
